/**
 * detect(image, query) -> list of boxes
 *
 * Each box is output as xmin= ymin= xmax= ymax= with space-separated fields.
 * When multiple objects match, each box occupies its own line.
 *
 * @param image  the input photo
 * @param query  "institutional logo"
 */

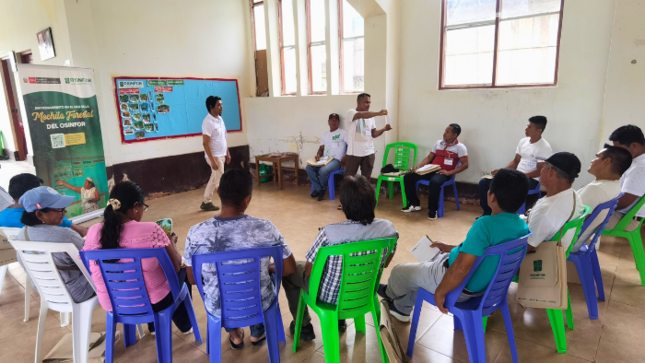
xmin=533 ymin=260 xmax=543 ymax=272
xmin=65 ymin=77 xmax=92 ymax=85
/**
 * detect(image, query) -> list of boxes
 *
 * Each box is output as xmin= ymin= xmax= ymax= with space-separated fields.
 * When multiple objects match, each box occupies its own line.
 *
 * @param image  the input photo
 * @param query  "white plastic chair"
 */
xmin=8 ymin=238 xmax=98 ymax=363
xmin=0 ymin=227 xmax=34 ymax=322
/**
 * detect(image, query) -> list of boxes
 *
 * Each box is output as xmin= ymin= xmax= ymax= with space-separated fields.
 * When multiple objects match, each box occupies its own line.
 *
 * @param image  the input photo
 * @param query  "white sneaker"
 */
xmin=182 ymin=327 xmax=194 ymax=335
xmin=401 ymin=205 xmax=421 ymax=213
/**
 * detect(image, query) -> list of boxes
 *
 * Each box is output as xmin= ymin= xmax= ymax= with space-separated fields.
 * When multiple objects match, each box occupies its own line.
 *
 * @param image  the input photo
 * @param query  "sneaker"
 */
xmin=427 ymin=211 xmax=438 ymax=220
xmin=318 ymin=189 xmax=326 ymax=201
xmin=311 ymin=190 xmax=320 ymax=198
xmin=200 ymin=202 xmax=220 ymax=211
xmin=401 ymin=204 xmax=421 ymax=213
xmin=337 ymin=204 xmax=343 ymax=210
xmin=290 ymin=321 xmax=316 ymax=341
xmin=386 ymin=299 xmax=411 ymax=323
xmin=338 ymin=319 xmax=347 ymax=333
xmin=181 ymin=327 xmax=193 ymax=335
xmin=377 ymin=284 xmax=393 ymax=301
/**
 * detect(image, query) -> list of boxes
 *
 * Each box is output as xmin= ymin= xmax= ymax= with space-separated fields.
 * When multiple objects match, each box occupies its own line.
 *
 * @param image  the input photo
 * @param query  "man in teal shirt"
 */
xmin=0 ymin=173 xmax=86 ymax=236
xmin=379 ymin=169 xmax=530 ymax=322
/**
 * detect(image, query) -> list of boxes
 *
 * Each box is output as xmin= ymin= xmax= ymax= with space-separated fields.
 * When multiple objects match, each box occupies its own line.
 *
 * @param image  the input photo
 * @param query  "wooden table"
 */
xmin=255 ymin=153 xmax=299 ymax=190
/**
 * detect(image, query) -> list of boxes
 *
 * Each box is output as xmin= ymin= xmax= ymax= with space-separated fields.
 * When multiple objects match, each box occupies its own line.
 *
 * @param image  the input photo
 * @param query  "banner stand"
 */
xmin=69 ymin=209 xmax=104 ymax=224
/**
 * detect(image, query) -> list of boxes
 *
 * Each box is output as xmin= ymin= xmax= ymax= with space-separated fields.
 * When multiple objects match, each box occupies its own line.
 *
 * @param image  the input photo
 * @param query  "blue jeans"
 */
xmin=306 ymin=159 xmax=341 ymax=192
xmin=226 ymin=323 xmax=265 ymax=338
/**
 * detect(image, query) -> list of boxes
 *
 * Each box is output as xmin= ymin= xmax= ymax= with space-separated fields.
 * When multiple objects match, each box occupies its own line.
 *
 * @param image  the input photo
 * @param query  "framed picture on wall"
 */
xmin=37 ymin=27 xmax=56 ymax=61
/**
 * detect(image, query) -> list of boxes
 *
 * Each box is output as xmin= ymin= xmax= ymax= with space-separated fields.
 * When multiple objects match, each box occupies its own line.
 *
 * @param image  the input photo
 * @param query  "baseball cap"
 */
xmin=19 ymin=186 xmax=74 ymax=212
xmin=538 ymin=152 xmax=582 ymax=179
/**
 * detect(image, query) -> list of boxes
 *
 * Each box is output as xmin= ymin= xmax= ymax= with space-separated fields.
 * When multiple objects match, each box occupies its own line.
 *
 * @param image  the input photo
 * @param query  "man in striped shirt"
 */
xmin=282 ymin=175 xmax=399 ymax=341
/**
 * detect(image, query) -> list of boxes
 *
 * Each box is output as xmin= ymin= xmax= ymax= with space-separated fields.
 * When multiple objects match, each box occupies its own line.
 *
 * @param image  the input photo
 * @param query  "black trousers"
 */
xmin=479 ymin=177 xmax=539 ymax=215
xmin=403 ymin=172 xmax=450 ymax=213
xmin=148 ymin=267 xmax=193 ymax=333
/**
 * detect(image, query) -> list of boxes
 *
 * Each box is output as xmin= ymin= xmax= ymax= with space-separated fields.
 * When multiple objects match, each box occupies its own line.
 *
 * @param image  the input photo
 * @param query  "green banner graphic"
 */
xmin=18 ymin=66 xmax=108 ymax=218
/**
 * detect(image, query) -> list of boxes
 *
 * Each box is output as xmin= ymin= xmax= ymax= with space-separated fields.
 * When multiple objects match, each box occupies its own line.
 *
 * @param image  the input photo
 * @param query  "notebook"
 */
xmin=414 ymin=164 xmax=441 ymax=175
xmin=410 ymin=236 xmax=441 ymax=262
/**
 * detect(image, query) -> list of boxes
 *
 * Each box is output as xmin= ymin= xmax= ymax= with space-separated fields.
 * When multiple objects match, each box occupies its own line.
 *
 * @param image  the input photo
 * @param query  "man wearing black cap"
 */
xmin=525 ymin=152 xmax=586 ymax=251
xmin=479 ymin=116 xmax=552 ymax=216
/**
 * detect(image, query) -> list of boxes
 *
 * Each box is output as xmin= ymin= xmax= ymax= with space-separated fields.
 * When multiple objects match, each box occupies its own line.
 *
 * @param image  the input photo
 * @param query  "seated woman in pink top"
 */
xmin=82 ymin=181 xmax=193 ymax=334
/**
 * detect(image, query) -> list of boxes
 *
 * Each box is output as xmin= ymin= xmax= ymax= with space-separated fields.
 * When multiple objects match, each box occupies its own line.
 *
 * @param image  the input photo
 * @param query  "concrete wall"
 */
xmin=397 ymin=0 xmax=617 ymax=189
xmin=600 ymin=0 xmax=645 ymax=144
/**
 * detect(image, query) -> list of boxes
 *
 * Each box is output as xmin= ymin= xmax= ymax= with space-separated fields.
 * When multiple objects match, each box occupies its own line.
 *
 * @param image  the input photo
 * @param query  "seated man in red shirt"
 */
xmin=401 ymin=124 xmax=469 ymax=220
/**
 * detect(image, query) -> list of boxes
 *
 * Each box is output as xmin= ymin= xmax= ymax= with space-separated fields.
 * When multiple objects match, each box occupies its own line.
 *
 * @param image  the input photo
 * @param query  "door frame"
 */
xmin=0 ymin=53 xmax=27 ymax=161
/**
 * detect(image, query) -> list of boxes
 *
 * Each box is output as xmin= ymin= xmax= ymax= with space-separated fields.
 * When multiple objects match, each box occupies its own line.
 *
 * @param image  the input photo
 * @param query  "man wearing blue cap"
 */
xmin=12 ymin=186 xmax=95 ymax=303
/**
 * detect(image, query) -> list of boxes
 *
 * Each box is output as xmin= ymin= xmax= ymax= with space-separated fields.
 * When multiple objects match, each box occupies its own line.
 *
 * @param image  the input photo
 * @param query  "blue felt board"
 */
xmin=115 ymin=78 xmax=241 ymax=143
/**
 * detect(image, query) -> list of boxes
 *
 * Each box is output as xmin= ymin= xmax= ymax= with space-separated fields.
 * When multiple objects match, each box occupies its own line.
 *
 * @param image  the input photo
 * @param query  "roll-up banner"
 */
xmin=17 ymin=64 xmax=107 ymax=219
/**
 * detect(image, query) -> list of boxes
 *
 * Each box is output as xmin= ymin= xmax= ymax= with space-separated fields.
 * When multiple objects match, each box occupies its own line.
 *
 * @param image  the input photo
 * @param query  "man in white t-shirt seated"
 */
xmin=306 ymin=113 xmax=348 ymax=201
xmin=573 ymin=145 xmax=632 ymax=251
xmin=479 ymin=116 xmax=552 ymax=216
xmin=526 ymin=152 xmax=586 ymax=251
xmin=606 ymin=125 xmax=645 ymax=231
xmin=200 ymin=96 xmax=231 ymax=211
xmin=401 ymin=124 xmax=468 ymax=220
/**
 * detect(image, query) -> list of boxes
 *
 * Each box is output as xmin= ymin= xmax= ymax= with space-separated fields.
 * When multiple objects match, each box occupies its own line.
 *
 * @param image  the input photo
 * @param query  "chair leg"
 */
xmin=34 ymin=300 xmax=49 ymax=363
xmin=406 ymin=297 xmax=425 ymax=358
xmin=207 ymin=316 xmax=222 ymax=363
xmin=354 ymin=314 xmax=366 ymax=334
xmin=500 ymin=303 xmax=519 ymax=363
xmin=153 ymin=309 xmax=174 ymax=363
xmin=0 ymin=265 xmax=6 ymax=302
xmin=182 ymin=294 xmax=203 ymax=344
xmin=546 ymin=308 xmax=567 ymax=353
xmin=438 ymin=187 xmax=445 ymax=218
xmin=264 ymin=304 xmax=282 ymax=363
xmin=60 ymin=312 xmax=70 ymax=327
xmin=371 ymin=307 xmax=390 ymax=363
xmin=627 ymin=233 xmax=645 ymax=286
xmin=328 ymin=173 xmax=336 ymax=200
xmin=457 ymin=311 xmax=487 ymax=363
xmin=293 ymin=295 xmax=306 ymax=352
xmin=591 ymin=249 xmax=605 ymax=301
xmin=565 ymin=290 xmax=574 ymax=330
xmin=105 ymin=314 xmax=117 ymax=363
xmin=482 ymin=316 xmax=488 ymax=333
xmin=573 ymin=256 xmax=599 ymax=319
xmin=276 ymin=304 xmax=286 ymax=344
xmin=452 ymin=183 xmax=460 ymax=211
xmin=319 ymin=310 xmax=341 ymax=363
xmin=24 ymin=276 xmax=32 ymax=322
xmin=375 ymin=179 xmax=383 ymax=205
xmin=137 ymin=324 xmax=145 ymax=339
xmin=388 ymin=181 xmax=394 ymax=199
xmin=400 ymin=180 xmax=408 ymax=208
xmin=123 ymin=324 xmax=137 ymax=348
xmin=71 ymin=303 xmax=94 ymax=363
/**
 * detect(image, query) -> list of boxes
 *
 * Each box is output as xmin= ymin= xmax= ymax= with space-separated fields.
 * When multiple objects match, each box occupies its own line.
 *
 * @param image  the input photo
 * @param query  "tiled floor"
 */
xmin=1 ymin=182 xmax=644 ymax=362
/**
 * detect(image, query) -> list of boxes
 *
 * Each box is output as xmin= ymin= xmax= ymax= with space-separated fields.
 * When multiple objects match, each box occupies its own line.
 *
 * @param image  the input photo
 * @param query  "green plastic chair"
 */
xmin=375 ymin=142 xmax=418 ymax=208
xmin=292 ymin=238 xmax=397 ymax=363
xmin=601 ymin=195 xmax=645 ymax=286
xmin=500 ymin=206 xmax=591 ymax=353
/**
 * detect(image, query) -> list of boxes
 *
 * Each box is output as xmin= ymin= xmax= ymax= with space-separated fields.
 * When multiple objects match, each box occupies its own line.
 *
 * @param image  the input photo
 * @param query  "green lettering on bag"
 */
xmin=533 ymin=260 xmax=543 ymax=272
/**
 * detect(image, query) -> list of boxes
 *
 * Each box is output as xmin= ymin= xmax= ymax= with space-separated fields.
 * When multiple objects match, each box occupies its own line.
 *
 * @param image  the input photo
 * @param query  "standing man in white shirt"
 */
xmin=201 ymin=96 xmax=231 ymax=211
xmin=479 ymin=116 xmax=552 ymax=216
xmin=606 ymin=125 xmax=645 ymax=231
xmin=341 ymin=93 xmax=392 ymax=209
xmin=306 ymin=113 xmax=348 ymax=201
xmin=525 ymin=152 xmax=586 ymax=251
xmin=572 ymin=145 xmax=632 ymax=251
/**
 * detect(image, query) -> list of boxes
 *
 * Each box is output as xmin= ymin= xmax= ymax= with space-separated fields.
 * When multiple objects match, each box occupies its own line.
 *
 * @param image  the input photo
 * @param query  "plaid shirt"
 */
xmin=305 ymin=221 xmax=397 ymax=305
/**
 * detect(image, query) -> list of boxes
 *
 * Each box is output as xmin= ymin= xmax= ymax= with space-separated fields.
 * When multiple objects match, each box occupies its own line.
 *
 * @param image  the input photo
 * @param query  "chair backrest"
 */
xmin=551 ymin=206 xmax=592 ymax=257
xmin=0 ymin=227 xmax=20 ymax=241
xmin=9 ymin=238 xmax=95 ymax=312
xmin=612 ymin=194 xmax=645 ymax=232
xmin=79 ymin=248 xmax=179 ymax=322
xmin=309 ymin=238 xmax=396 ymax=319
xmin=382 ymin=142 xmax=417 ymax=171
xmin=1 ymin=227 xmax=21 ymax=265
xmin=191 ymin=246 xmax=283 ymax=328
xmin=445 ymin=233 xmax=533 ymax=316
xmin=577 ymin=194 xmax=623 ymax=253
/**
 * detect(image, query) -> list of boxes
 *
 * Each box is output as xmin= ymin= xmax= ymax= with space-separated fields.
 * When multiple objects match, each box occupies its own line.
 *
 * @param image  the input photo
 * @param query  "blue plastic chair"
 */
xmin=415 ymin=162 xmax=461 ymax=218
xmin=310 ymin=167 xmax=345 ymax=200
xmin=407 ymin=233 xmax=533 ymax=363
xmin=567 ymin=194 xmax=622 ymax=319
xmin=517 ymin=182 xmax=542 ymax=215
xmin=80 ymin=248 xmax=203 ymax=363
xmin=191 ymin=246 xmax=286 ymax=363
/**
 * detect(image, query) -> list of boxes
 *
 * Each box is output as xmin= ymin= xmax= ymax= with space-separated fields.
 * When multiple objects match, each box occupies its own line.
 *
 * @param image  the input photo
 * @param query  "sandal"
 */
xmin=229 ymin=329 xmax=245 ymax=349
xmin=251 ymin=335 xmax=267 ymax=346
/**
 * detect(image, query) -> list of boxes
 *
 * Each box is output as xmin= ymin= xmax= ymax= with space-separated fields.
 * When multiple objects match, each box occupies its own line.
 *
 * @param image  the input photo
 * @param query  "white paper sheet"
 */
xmin=410 ymin=236 xmax=441 ymax=262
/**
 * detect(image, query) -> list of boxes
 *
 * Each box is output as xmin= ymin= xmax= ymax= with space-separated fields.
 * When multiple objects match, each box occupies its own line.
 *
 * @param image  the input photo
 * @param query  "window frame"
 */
xmin=250 ymin=0 xmax=264 ymax=52
xmin=306 ymin=0 xmax=327 ymax=95
xmin=439 ymin=0 xmax=565 ymax=90
xmin=278 ymin=0 xmax=297 ymax=96
xmin=338 ymin=0 xmax=364 ymax=94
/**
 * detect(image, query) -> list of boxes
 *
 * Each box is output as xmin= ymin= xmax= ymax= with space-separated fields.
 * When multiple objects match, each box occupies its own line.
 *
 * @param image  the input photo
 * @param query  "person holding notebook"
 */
xmin=400 ymin=124 xmax=468 ymax=220
xmin=306 ymin=113 xmax=348 ymax=201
